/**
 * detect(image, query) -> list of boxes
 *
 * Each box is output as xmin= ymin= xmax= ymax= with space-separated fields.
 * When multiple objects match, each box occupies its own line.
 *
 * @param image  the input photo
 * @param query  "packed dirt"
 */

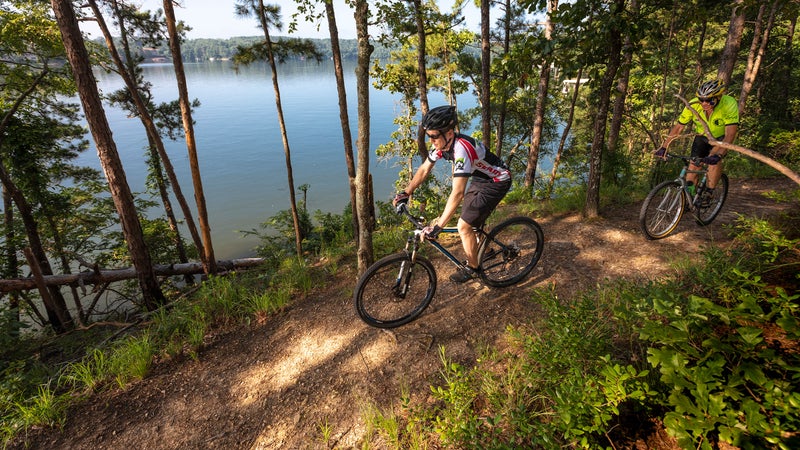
xmin=11 ymin=177 xmax=799 ymax=450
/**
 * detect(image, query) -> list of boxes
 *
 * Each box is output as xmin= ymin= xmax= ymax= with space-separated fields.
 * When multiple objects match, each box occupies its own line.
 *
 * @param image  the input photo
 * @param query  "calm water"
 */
xmin=83 ymin=60 xmax=467 ymax=259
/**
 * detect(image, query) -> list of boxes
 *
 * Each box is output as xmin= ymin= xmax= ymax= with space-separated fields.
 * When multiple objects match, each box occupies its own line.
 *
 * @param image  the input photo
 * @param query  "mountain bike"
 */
xmin=354 ymin=204 xmax=544 ymax=328
xmin=639 ymin=153 xmax=729 ymax=240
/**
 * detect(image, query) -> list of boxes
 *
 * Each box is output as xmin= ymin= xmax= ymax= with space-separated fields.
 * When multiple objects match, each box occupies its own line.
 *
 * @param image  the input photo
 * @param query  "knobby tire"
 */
xmin=478 ymin=217 xmax=544 ymax=287
xmin=640 ymin=180 xmax=685 ymax=240
xmin=693 ymin=174 xmax=729 ymax=226
xmin=354 ymin=253 xmax=437 ymax=328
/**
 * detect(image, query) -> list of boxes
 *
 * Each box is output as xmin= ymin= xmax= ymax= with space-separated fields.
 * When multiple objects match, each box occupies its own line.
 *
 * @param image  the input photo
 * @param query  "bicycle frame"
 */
xmin=640 ymin=152 xmax=730 ymax=240
xmin=668 ymin=154 xmax=711 ymax=209
xmin=399 ymin=207 xmax=484 ymax=272
xmin=356 ymin=204 xmax=544 ymax=327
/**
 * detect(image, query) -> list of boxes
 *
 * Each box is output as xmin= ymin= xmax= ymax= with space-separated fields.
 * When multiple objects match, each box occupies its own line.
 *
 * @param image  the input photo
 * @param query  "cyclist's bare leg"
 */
xmin=457 ymin=218 xmax=479 ymax=268
xmin=686 ymin=162 xmax=701 ymax=186
xmin=707 ymin=162 xmax=723 ymax=189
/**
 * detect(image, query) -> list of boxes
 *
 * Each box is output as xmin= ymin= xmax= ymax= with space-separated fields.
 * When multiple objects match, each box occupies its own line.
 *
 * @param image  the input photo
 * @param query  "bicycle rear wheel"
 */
xmin=354 ymin=253 xmax=437 ymax=328
xmin=693 ymin=174 xmax=729 ymax=226
xmin=639 ymin=180 xmax=686 ymax=240
xmin=478 ymin=216 xmax=544 ymax=287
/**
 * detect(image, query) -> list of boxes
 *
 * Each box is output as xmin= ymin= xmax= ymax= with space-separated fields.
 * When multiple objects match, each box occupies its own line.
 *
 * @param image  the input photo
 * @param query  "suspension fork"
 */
xmin=393 ymin=234 xmax=420 ymax=297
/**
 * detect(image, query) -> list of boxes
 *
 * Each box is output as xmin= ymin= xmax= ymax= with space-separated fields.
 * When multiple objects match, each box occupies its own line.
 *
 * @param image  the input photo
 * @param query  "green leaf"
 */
xmin=741 ymin=362 xmax=767 ymax=385
xmin=736 ymin=327 xmax=764 ymax=347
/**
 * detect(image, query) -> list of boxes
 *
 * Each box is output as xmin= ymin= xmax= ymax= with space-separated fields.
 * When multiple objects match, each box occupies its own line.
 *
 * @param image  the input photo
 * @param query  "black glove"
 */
xmin=654 ymin=147 xmax=666 ymax=158
xmin=702 ymin=154 xmax=722 ymax=165
xmin=422 ymin=224 xmax=442 ymax=239
xmin=393 ymin=191 xmax=409 ymax=213
xmin=393 ymin=191 xmax=409 ymax=206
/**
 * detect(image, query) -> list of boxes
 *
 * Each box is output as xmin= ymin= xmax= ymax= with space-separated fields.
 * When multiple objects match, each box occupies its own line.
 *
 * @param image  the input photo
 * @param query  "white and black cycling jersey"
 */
xmin=427 ymin=133 xmax=511 ymax=182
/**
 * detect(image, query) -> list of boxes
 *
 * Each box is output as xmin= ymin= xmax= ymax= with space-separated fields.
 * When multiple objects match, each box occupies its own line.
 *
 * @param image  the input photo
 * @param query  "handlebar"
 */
xmin=660 ymin=152 xmax=707 ymax=167
xmin=395 ymin=203 xmax=426 ymax=230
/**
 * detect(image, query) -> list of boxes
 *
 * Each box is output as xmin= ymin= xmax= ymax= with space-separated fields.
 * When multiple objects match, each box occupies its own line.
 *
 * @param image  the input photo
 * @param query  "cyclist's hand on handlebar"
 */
xmin=701 ymin=154 xmax=721 ymax=165
xmin=393 ymin=191 xmax=409 ymax=213
xmin=654 ymin=147 xmax=667 ymax=158
xmin=421 ymin=224 xmax=442 ymax=239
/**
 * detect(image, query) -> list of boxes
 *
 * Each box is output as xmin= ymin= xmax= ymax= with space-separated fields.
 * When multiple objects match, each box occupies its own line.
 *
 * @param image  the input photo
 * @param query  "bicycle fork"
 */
xmin=393 ymin=235 xmax=420 ymax=298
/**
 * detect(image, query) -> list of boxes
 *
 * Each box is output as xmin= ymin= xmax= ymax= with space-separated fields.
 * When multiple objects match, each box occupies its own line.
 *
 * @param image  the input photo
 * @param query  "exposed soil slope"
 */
xmin=11 ymin=177 xmax=799 ymax=450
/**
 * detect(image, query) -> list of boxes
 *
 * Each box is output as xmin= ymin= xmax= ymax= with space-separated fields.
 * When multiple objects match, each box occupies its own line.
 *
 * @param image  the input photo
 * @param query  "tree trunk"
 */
xmin=738 ymin=1 xmax=779 ymax=113
xmin=657 ymin=0 xmax=678 ymax=130
xmin=493 ymin=0 xmax=512 ymax=158
xmin=324 ymin=0 xmax=359 ymax=245
xmin=88 ymin=0 xmax=207 ymax=267
xmin=355 ymin=0 xmax=375 ymax=272
xmin=480 ymin=0 xmax=491 ymax=147
xmin=3 ymin=187 xmax=20 ymax=325
xmin=525 ymin=0 xmax=557 ymax=191
xmin=778 ymin=13 xmax=796 ymax=122
xmin=46 ymin=215 xmax=86 ymax=326
xmin=694 ymin=19 xmax=707 ymax=83
xmin=255 ymin=0 xmax=303 ymax=257
xmin=163 ymin=0 xmax=217 ymax=274
xmin=584 ymin=0 xmax=623 ymax=218
xmin=147 ymin=142 xmax=194 ymax=285
xmin=50 ymin=0 xmax=165 ymax=310
xmin=607 ymin=0 xmax=638 ymax=159
xmin=0 ymin=162 xmax=73 ymax=331
xmin=718 ymin=0 xmax=745 ymax=84
xmin=413 ymin=0 xmax=430 ymax=159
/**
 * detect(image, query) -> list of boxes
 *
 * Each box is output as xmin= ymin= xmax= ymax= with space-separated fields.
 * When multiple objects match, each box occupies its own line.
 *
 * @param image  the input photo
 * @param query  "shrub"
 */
xmin=639 ymin=218 xmax=800 ymax=449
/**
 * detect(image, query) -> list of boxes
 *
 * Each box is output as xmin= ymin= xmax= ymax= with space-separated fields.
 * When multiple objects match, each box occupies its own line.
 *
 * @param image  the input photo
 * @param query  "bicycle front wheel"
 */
xmin=693 ymin=174 xmax=729 ymax=226
xmin=639 ymin=180 xmax=686 ymax=240
xmin=354 ymin=253 xmax=437 ymax=328
xmin=478 ymin=217 xmax=544 ymax=288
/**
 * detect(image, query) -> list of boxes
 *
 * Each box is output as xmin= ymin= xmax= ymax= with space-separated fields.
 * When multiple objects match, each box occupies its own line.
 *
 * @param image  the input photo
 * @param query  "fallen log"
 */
xmin=0 ymin=258 xmax=266 ymax=293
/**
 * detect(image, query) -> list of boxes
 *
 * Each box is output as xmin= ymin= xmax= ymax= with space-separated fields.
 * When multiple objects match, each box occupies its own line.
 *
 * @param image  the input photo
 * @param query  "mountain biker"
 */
xmin=655 ymin=79 xmax=739 ymax=203
xmin=392 ymin=105 xmax=512 ymax=283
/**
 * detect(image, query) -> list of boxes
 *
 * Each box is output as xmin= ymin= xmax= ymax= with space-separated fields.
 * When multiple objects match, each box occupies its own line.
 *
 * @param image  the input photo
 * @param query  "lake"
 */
xmin=83 ymin=60 xmax=469 ymax=259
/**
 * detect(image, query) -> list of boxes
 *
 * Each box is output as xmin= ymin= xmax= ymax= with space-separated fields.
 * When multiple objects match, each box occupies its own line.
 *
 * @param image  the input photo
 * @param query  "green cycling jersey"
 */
xmin=677 ymin=94 xmax=739 ymax=137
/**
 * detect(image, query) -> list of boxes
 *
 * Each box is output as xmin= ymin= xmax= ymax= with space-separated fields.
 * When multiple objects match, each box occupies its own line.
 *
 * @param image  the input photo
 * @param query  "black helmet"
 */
xmin=696 ymin=79 xmax=726 ymax=99
xmin=421 ymin=105 xmax=457 ymax=131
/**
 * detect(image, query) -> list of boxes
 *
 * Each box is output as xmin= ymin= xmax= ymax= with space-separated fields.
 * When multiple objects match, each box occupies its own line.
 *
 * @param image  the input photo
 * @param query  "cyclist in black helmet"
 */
xmin=655 ymin=79 xmax=739 ymax=203
xmin=392 ymin=105 xmax=512 ymax=283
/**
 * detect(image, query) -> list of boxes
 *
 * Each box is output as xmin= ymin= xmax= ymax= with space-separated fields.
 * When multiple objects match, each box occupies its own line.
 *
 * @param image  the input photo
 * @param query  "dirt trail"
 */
xmin=12 ymin=178 xmax=798 ymax=450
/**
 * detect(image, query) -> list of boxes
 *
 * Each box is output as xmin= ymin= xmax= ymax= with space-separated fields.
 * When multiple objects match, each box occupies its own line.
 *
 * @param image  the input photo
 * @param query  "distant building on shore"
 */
xmin=142 ymin=47 xmax=170 ymax=63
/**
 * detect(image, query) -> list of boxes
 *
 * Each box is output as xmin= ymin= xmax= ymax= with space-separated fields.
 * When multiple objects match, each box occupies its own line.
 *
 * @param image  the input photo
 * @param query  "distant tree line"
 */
xmin=96 ymin=36 xmax=402 ymax=63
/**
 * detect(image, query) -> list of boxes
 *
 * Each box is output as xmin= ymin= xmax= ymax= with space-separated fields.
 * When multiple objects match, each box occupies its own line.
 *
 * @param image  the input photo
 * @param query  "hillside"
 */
xmin=11 ymin=177 xmax=799 ymax=449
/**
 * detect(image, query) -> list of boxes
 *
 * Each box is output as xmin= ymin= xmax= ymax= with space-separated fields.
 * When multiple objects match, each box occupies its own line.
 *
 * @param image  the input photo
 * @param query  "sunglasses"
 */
xmin=699 ymin=97 xmax=718 ymax=106
xmin=426 ymin=132 xmax=442 ymax=140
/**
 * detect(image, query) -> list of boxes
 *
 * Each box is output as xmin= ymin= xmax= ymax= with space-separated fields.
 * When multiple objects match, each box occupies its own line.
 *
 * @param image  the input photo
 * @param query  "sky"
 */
xmin=82 ymin=0 xmax=484 ymax=40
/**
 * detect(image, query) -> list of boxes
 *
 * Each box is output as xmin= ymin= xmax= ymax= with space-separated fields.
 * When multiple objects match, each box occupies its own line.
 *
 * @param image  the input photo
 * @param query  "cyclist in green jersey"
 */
xmin=655 ymin=79 xmax=739 ymax=202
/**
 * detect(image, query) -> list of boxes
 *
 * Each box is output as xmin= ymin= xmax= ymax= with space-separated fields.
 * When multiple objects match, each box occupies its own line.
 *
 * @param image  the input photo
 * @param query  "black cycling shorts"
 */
xmin=690 ymin=134 xmax=723 ymax=159
xmin=460 ymin=178 xmax=512 ymax=228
